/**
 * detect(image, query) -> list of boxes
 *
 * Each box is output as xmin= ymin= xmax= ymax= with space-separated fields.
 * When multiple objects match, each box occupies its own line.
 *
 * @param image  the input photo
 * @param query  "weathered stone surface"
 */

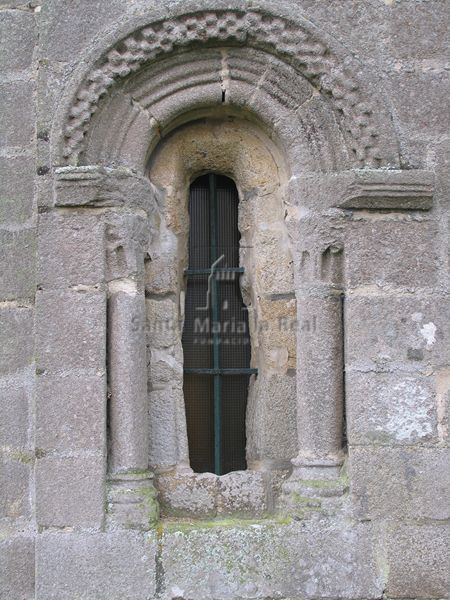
xmin=36 ymin=531 xmax=156 ymax=600
xmin=105 ymin=210 xmax=150 ymax=280
xmin=36 ymin=372 xmax=106 ymax=452
xmin=346 ymin=372 xmax=438 ymax=445
xmin=0 ymin=229 xmax=36 ymax=301
xmin=54 ymin=167 xmax=157 ymax=215
xmin=0 ymin=10 xmax=36 ymax=73
xmin=385 ymin=523 xmax=450 ymax=599
xmin=345 ymin=294 xmax=450 ymax=370
xmin=1 ymin=2 xmax=450 ymax=598
xmin=108 ymin=288 xmax=149 ymax=474
xmin=37 ymin=213 xmax=105 ymax=288
xmin=380 ymin=0 xmax=450 ymax=59
xmin=157 ymin=471 xmax=218 ymax=519
xmin=146 ymin=296 xmax=180 ymax=348
xmin=291 ymin=169 xmax=435 ymax=212
xmin=0 ymin=535 xmax=35 ymax=600
xmin=0 ymin=452 xmax=31 ymax=519
xmin=337 ymin=169 xmax=434 ymax=211
xmin=35 ymin=455 xmax=105 ymax=528
xmin=160 ymin=519 xmax=382 ymax=600
xmin=40 ymin=0 xmax=128 ymax=62
xmin=257 ymin=296 xmax=297 ymax=370
xmin=157 ymin=470 xmax=268 ymax=519
xmin=0 ymin=0 xmax=36 ymax=6
xmin=435 ymin=366 xmax=450 ymax=444
xmin=148 ymin=347 xmax=183 ymax=388
xmin=247 ymin=373 xmax=297 ymax=464
xmin=216 ymin=470 xmax=266 ymax=516
xmin=149 ymin=387 xmax=181 ymax=470
xmin=292 ymin=288 xmax=344 ymax=466
xmin=0 ymin=375 xmax=31 ymax=448
xmin=254 ymin=228 xmax=295 ymax=296
xmin=36 ymin=289 xmax=106 ymax=372
xmin=0 ymin=81 xmax=35 ymax=148
xmin=0 ymin=156 xmax=35 ymax=225
xmin=107 ymin=473 xmax=159 ymax=530
xmin=348 ymin=446 xmax=450 ymax=521
xmin=345 ymin=219 xmax=439 ymax=289
xmin=145 ymin=255 xmax=179 ymax=295
xmin=388 ymin=68 xmax=450 ymax=137
xmin=0 ymin=307 xmax=34 ymax=376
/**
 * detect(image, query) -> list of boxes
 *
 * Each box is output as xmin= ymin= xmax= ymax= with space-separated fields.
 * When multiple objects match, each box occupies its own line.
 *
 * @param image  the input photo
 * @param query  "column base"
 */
xmin=279 ymin=455 xmax=348 ymax=518
xmin=107 ymin=471 xmax=159 ymax=530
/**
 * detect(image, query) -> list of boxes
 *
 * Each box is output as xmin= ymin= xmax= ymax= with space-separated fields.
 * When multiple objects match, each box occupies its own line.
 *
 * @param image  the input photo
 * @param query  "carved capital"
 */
xmin=105 ymin=212 xmax=150 ymax=281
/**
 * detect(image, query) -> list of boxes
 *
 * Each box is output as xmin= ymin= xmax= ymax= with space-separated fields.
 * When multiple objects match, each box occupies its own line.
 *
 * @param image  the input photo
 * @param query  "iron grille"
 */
xmin=182 ymin=173 xmax=257 ymax=475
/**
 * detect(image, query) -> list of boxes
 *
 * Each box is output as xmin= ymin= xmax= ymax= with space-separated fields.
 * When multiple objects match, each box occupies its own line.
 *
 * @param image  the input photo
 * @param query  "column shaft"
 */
xmin=293 ymin=285 xmax=344 ymax=478
xmin=108 ymin=285 xmax=148 ymax=474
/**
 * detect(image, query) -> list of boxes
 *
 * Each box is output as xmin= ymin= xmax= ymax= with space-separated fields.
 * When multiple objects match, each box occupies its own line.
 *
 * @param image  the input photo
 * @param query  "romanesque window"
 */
xmin=146 ymin=119 xmax=297 ymax=515
xmin=182 ymin=173 xmax=256 ymax=475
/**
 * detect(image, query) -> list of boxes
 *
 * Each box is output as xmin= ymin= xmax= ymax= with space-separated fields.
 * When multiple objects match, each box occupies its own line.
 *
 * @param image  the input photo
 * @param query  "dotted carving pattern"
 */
xmin=62 ymin=10 xmax=385 ymax=166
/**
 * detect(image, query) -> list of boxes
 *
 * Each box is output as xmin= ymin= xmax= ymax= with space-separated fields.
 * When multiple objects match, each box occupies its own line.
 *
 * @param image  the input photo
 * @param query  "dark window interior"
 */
xmin=182 ymin=173 xmax=256 ymax=475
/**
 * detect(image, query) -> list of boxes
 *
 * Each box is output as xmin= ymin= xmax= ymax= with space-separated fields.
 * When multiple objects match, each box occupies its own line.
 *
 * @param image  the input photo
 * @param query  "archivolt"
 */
xmin=60 ymin=9 xmax=399 ymax=168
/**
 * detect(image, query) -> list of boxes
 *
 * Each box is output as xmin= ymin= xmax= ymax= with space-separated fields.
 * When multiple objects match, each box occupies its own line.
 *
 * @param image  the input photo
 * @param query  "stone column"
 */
xmin=281 ymin=169 xmax=435 ymax=513
xmin=107 ymin=275 xmax=159 ymax=529
xmin=284 ymin=241 xmax=346 ymax=503
xmin=291 ymin=276 xmax=345 ymax=477
xmin=105 ymin=207 xmax=159 ymax=530
xmin=282 ymin=181 xmax=347 ymax=510
xmin=53 ymin=166 xmax=159 ymax=530
xmin=107 ymin=243 xmax=148 ymax=475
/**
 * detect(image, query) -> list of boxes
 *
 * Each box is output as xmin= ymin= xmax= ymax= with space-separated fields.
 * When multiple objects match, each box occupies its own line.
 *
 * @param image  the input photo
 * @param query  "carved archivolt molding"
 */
xmin=62 ymin=9 xmax=396 ymax=167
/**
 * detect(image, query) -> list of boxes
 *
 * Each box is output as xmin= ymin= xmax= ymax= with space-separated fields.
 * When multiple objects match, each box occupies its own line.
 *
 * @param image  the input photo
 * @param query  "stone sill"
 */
xmin=155 ymin=468 xmax=289 ymax=519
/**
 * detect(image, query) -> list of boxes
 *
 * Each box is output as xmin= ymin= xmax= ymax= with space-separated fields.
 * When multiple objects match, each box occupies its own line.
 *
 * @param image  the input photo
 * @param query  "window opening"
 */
xmin=182 ymin=173 xmax=257 ymax=475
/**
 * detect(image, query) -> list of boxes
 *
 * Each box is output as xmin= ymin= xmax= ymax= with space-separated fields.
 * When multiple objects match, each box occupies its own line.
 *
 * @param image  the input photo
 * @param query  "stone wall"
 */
xmin=0 ymin=1 xmax=449 ymax=599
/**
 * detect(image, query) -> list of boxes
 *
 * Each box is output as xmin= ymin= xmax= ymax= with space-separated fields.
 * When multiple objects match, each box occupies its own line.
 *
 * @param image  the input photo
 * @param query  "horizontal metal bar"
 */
xmin=184 ymin=368 xmax=258 ymax=376
xmin=185 ymin=267 xmax=245 ymax=275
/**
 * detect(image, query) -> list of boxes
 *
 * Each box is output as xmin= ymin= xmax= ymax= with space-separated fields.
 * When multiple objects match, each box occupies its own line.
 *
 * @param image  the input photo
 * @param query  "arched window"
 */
xmin=146 ymin=119 xmax=296 ymax=516
xmin=182 ymin=173 xmax=256 ymax=475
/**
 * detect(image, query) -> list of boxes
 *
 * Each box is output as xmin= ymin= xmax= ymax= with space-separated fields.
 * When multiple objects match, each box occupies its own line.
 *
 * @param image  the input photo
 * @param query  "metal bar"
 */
xmin=209 ymin=174 xmax=222 ymax=476
xmin=185 ymin=267 xmax=244 ymax=275
xmin=184 ymin=368 xmax=258 ymax=375
xmin=214 ymin=374 xmax=221 ymax=476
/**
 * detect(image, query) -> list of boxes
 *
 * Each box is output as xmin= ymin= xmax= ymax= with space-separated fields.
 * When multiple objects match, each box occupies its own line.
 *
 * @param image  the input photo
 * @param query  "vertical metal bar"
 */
xmin=209 ymin=174 xmax=222 ymax=475
xmin=213 ymin=374 xmax=221 ymax=475
xmin=209 ymin=173 xmax=217 ymax=265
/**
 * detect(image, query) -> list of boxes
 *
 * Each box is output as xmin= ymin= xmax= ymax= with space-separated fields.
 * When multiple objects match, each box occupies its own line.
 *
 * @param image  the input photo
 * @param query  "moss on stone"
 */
xmin=290 ymin=492 xmax=321 ymax=506
xmin=134 ymin=485 xmax=160 ymax=527
xmin=11 ymin=450 xmax=34 ymax=464
xmin=160 ymin=515 xmax=292 ymax=533
xmin=125 ymin=468 xmax=151 ymax=476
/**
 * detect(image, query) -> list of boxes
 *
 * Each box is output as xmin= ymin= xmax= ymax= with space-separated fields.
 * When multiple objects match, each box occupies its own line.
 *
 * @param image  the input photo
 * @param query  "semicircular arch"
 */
xmin=55 ymin=8 xmax=400 ymax=171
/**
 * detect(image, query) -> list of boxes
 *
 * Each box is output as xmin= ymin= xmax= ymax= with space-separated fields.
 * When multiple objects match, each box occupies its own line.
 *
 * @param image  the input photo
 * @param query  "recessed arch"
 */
xmin=46 ymin=4 xmax=414 ymax=519
xmin=54 ymin=8 xmax=400 ymax=170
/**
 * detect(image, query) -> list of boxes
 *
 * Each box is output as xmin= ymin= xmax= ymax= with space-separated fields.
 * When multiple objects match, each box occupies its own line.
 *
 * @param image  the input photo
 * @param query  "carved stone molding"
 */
xmin=337 ymin=169 xmax=434 ymax=211
xmin=286 ymin=169 xmax=435 ymax=213
xmin=54 ymin=165 xmax=158 ymax=214
xmin=61 ymin=10 xmax=397 ymax=167
xmin=107 ymin=472 xmax=159 ymax=530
